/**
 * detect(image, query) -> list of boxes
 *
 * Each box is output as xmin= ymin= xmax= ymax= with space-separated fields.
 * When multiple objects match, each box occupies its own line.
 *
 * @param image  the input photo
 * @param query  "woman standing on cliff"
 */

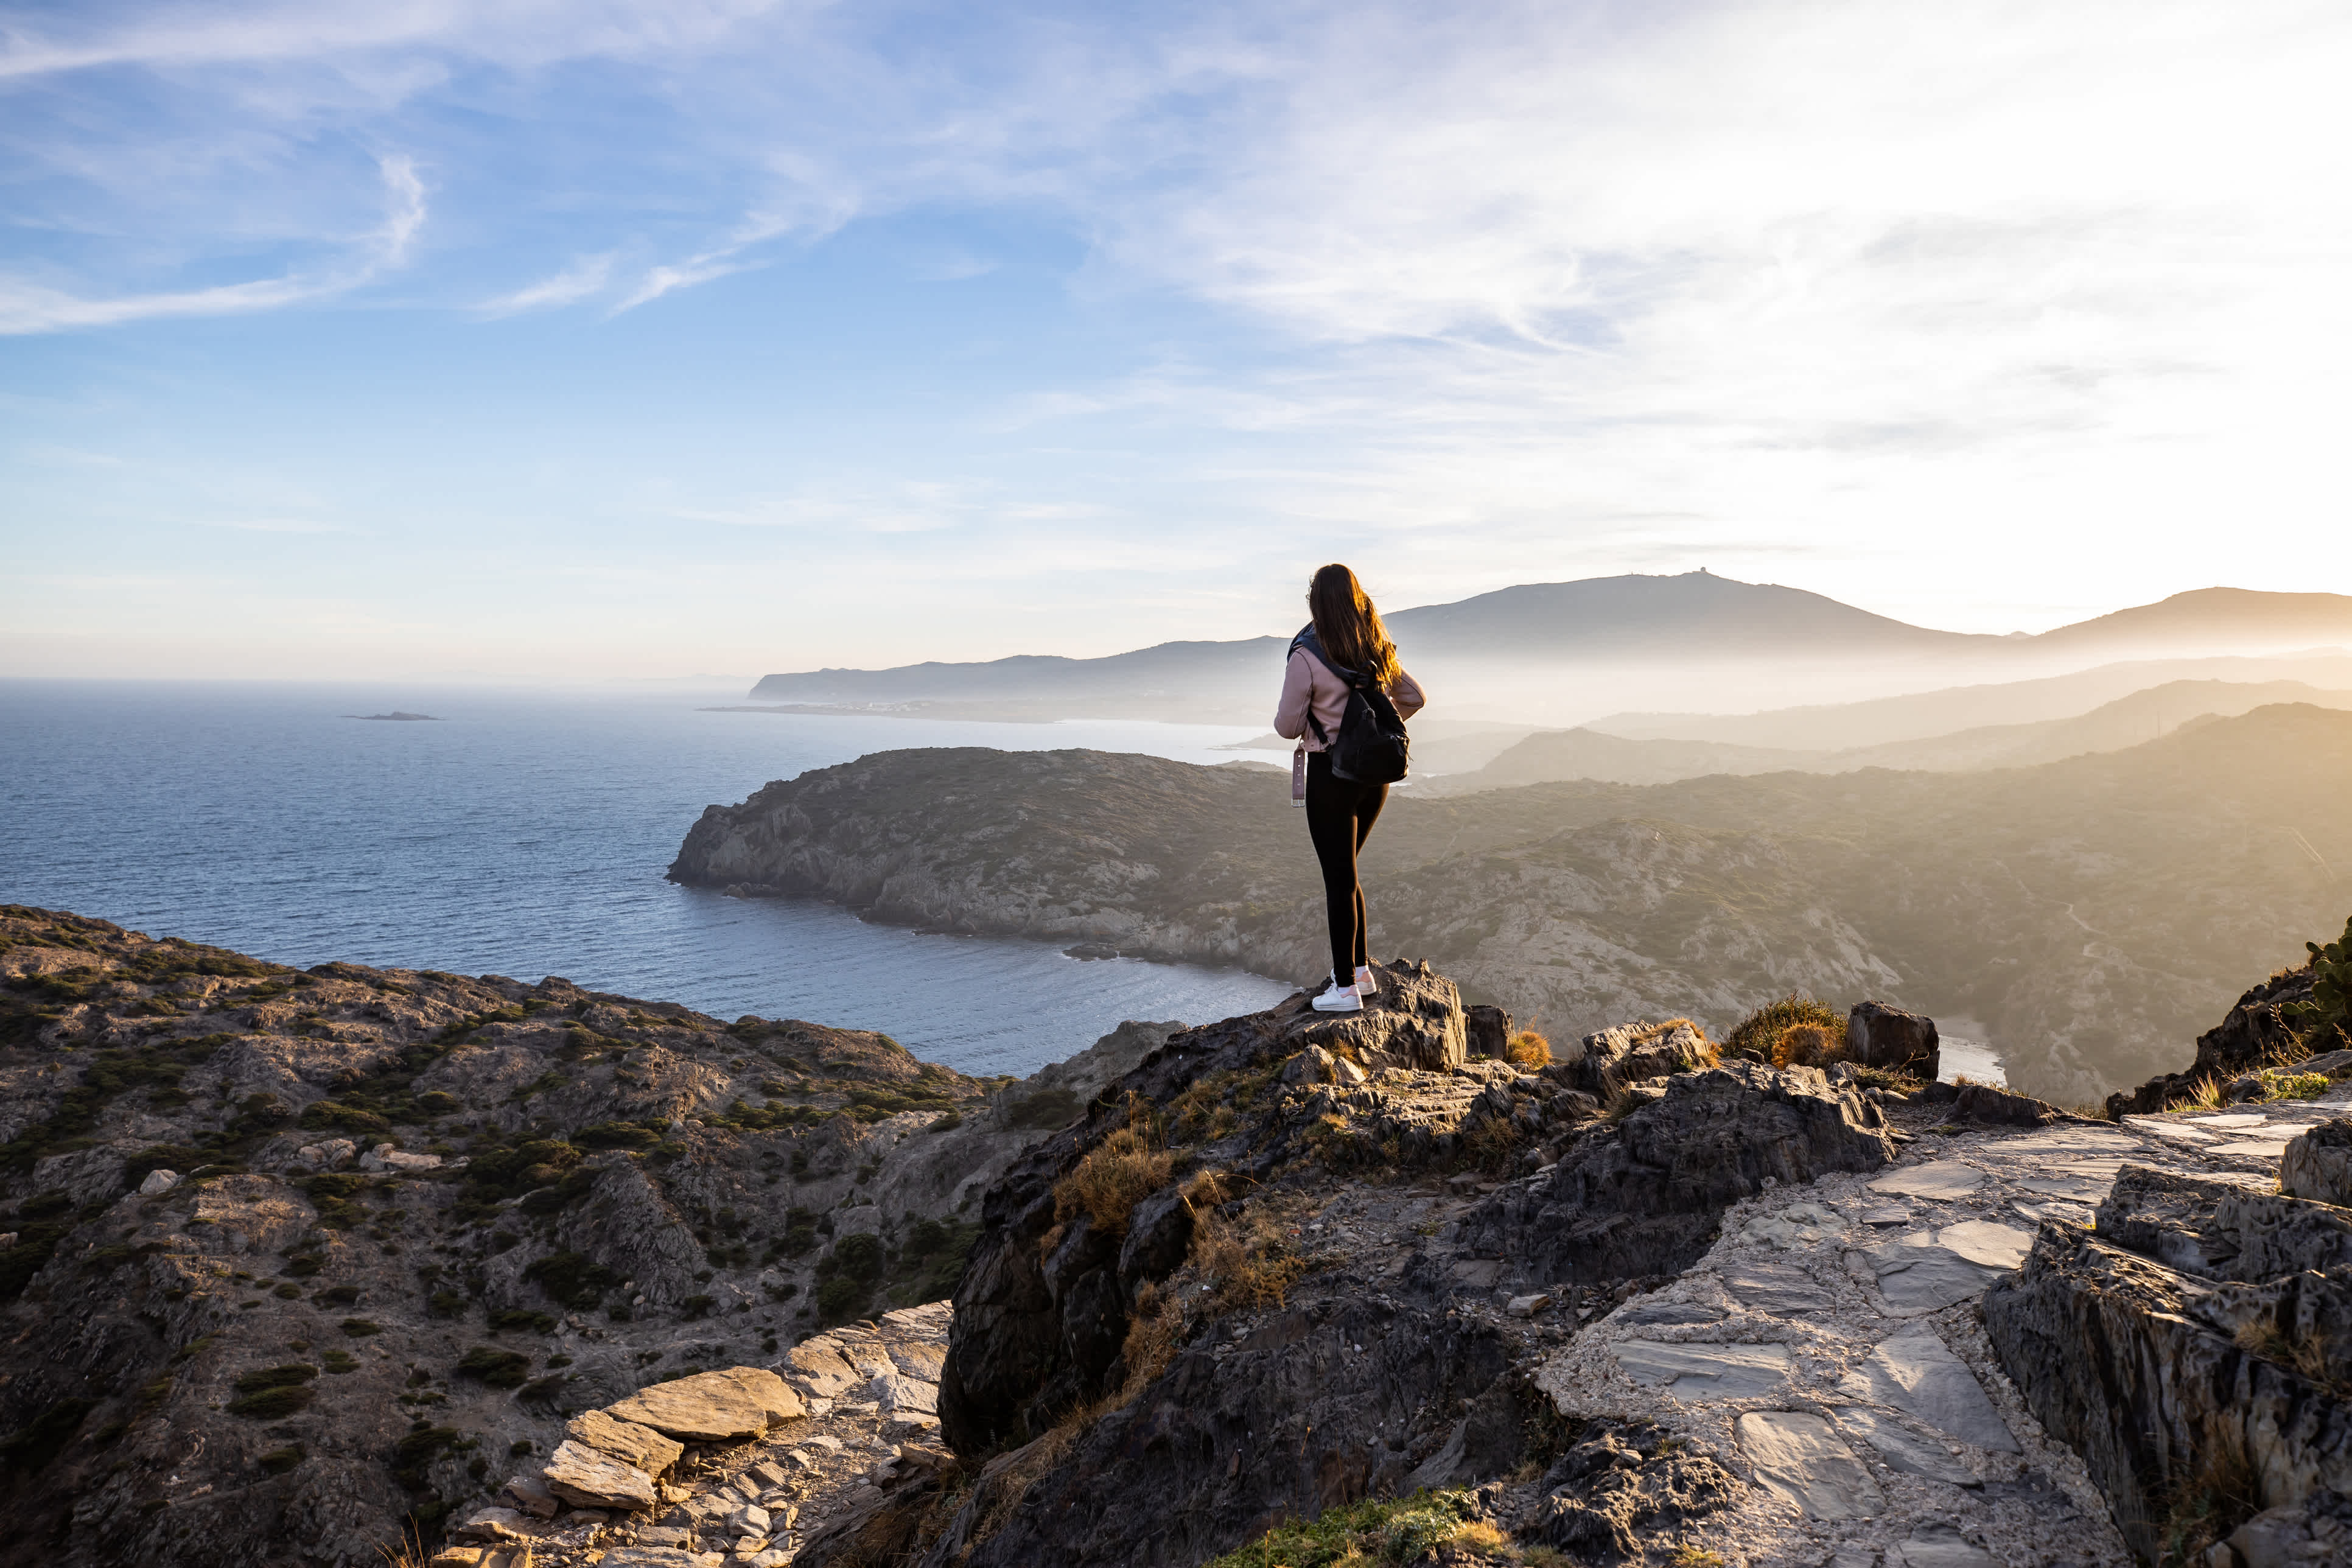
xmin=1275 ymin=563 xmax=1426 ymax=1015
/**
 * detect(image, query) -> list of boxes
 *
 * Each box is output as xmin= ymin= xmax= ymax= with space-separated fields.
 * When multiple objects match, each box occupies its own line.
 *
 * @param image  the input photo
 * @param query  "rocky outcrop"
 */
xmin=1984 ymin=1164 xmax=2352 ymax=1563
xmin=2283 ymin=1117 xmax=2352 ymax=1208
xmin=0 ymin=907 xmax=1155 ymax=1568
xmin=2105 ymin=964 xmax=2315 ymax=1118
xmin=1454 ymin=1060 xmax=1897 ymax=1286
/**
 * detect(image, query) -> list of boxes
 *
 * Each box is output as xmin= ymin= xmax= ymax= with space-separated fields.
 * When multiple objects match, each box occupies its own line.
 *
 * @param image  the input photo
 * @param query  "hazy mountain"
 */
xmin=1424 ymin=678 xmax=2352 ymax=793
xmin=744 ymin=572 xmax=2352 ymax=726
xmin=1590 ymin=651 xmax=2352 ymax=749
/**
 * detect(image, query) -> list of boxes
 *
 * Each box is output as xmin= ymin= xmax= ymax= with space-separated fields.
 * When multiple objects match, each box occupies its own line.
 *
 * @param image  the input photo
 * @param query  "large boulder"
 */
xmin=1846 ymin=1001 xmax=1939 ymax=1079
xmin=604 ymin=1367 xmax=803 ymax=1443
xmin=542 ymin=1438 xmax=659 ymax=1511
xmin=1559 ymin=1020 xmax=1717 ymax=1101
xmin=1984 ymin=1166 xmax=2352 ymax=1563
xmin=1455 ymin=1060 xmax=1897 ymax=1287
xmin=2283 ymin=1118 xmax=2352 ymax=1209
xmin=565 ymin=1409 xmax=684 ymax=1479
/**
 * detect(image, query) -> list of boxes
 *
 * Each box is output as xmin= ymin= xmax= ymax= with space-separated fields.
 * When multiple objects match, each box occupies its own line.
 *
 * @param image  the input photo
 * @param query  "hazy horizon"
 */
xmin=7 ymin=1 xmax=2350 ymax=680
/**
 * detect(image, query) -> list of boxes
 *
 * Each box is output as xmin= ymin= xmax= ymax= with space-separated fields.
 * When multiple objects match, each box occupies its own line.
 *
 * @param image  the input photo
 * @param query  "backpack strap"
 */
xmin=1289 ymin=623 xmax=1363 ymax=747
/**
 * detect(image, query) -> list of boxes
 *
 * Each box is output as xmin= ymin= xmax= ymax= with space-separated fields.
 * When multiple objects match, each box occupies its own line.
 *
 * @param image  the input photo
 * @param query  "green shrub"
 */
xmin=340 ymin=1318 xmax=382 ymax=1338
xmin=2289 ymin=914 xmax=2352 ymax=1052
xmin=226 ymin=1385 xmax=313 ymax=1419
xmin=574 ymin=1121 xmax=664 ymax=1150
xmin=1725 ymin=995 xmax=1845 ymax=1065
xmin=454 ymin=1347 xmax=530 ymax=1388
xmin=489 ymin=1309 xmax=557 ymax=1334
xmin=679 ymin=1294 xmax=716 ymax=1320
xmin=321 ymin=1351 xmax=359 ymax=1375
xmin=391 ymin=1424 xmax=465 ymax=1489
xmin=257 ymin=1444 xmax=305 ymax=1475
xmin=234 ymin=1365 xmax=318 ymax=1394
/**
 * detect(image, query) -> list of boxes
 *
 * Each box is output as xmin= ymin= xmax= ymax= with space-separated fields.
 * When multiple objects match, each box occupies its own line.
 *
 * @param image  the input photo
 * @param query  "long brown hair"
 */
xmin=1307 ymin=563 xmax=1401 ymax=685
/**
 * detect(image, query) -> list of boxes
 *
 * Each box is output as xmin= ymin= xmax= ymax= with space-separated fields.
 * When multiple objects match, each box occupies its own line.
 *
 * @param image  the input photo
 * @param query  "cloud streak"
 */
xmin=0 ymin=153 xmax=427 ymax=334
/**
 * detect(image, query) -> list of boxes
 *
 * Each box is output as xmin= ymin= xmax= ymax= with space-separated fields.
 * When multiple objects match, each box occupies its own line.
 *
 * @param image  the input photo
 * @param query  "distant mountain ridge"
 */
xmin=746 ymin=572 xmax=2352 ymax=722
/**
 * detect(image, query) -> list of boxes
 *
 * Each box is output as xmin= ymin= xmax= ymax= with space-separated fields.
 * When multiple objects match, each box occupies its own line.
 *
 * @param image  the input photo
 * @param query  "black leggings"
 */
xmin=1305 ymin=749 xmax=1388 ymax=985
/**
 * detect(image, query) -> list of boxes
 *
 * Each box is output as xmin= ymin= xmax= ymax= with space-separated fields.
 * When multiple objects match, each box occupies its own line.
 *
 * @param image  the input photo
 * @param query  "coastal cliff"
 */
xmin=667 ymin=706 xmax=2352 ymax=1102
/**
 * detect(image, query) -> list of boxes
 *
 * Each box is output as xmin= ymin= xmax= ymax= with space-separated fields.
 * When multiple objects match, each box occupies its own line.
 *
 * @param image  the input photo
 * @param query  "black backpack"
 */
xmin=1292 ymin=625 xmax=1411 ymax=784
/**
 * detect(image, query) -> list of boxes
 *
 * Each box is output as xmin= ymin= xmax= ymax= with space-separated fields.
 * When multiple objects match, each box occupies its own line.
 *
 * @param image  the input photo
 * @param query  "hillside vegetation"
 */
xmin=671 ymin=704 xmax=2352 ymax=1102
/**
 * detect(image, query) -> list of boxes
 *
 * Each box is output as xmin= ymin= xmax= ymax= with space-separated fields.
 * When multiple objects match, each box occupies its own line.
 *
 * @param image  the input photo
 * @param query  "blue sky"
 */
xmin=4 ymin=0 xmax=2350 ymax=679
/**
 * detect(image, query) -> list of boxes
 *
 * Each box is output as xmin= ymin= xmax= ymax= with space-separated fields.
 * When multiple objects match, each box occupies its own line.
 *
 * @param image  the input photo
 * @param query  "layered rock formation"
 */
xmin=0 ymin=906 xmax=1160 ymax=1568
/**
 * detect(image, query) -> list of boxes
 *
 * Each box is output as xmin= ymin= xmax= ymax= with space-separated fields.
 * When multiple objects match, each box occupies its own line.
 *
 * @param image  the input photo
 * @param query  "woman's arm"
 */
xmin=1388 ymin=667 xmax=1427 ymax=720
xmin=1273 ymin=649 xmax=1317 ymax=739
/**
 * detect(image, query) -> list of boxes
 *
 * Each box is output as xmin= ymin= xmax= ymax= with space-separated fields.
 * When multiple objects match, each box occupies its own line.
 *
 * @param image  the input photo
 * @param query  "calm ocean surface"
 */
xmin=0 ymin=680 xmax=1297 ymax=1078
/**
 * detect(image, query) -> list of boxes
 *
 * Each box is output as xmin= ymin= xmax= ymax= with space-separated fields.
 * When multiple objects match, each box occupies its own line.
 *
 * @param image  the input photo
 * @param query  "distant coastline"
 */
xmin=345 ymin=711 xmax=440 ymax=721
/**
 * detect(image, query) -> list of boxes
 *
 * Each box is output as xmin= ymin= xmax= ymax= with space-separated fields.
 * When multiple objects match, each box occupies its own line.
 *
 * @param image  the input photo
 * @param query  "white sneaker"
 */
xmin=1311 ymin=978 xmax=1363 ymax=1013
xmin=1355 ymin=965 xmax=1377 ymax=998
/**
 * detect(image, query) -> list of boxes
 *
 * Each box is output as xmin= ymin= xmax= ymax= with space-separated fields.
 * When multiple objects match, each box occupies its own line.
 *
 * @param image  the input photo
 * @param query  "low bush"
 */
xmin=489 ymin=1309 xmax=558 ymax=1334
xmin=340 ymin=1318 xmax=382 ymax=1338
xmin=1726 ymin=995 xmax=1844 ymax=1066
xmin=1001 ymin=1085 xmax=1082 ymax=1130
xmin=226 ymin=1384 xmax=313 ymax=1419
xmin=454 ymin=1346 xmax=531 ymax=1388
xmin=1198 ymin=1489 xmax=1484 ymax=1568
xmin=0 ymin=1398 xmax=97 ymax=1474
xmin=522 ymin=1250 xmax=617 ymax=1309
xmin=257 ymin=1444 xmax=305 ymax=1475
xmin=1503 ymin=1031 xmax=1552 ymax=1068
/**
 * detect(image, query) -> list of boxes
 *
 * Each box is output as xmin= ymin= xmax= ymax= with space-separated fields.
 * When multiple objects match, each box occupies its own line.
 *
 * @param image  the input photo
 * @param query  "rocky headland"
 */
xmin=10 ymin=898 xmax=2352 ymax=1568
xmin=666 ymin=705 xmax=2352 ymax=1103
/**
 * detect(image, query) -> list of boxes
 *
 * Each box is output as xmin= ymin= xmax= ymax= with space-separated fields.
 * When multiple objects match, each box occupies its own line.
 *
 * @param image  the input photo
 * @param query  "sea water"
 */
xmin=0 ymin=680 xmax=1296 ymax=1078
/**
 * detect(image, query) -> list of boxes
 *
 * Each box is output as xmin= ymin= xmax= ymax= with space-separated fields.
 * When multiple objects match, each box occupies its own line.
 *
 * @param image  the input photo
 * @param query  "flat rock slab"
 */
xmin=1869 ymin=1161 xmax=1984 ymax=1200
xmin=1838 ymin=1327 xmax=2019 ymax=1454
xmin=1934 ymin=1220 xmax=2032 ymax=1271
xmin=865 ymin=1371 xmax=937 ymax=1415
xmin=2190 ymin=1113 xmax=2269 ymax=1128
xmin=566 ymin=1409 xmax=684 ymax=1478
xmin=2212 ymin=1140 xmax=2297 ymax=1159
xmin=2016 ymin=1174 xmax=2110 ymax=1202
xmin=1891 ymin=1521 xmax=2001 ymax=1567
xmin=542 ymin=1438 xmax=659 ymax=1510
xmin=1614 ymin=1339 xmax=1791 ymax=1399
xmin=1987 ymin=1127 xmax=2144 ymax=1155
xmin=1736 ymin=1410 xmax=1884 ymax=1520
xmin=781 ymin=1339 xmax=861 ymax=1400
xmin=1724 ymin=1261 xmax=1832 ymax=1316
xmin=1863 ymin=1243 xmax=2006 ymax=1314
xmin=1861 ymin=1204 xmax=1911 ymax=1227
xmin=1617 ymin=1301 xmax=1727 ymax=1326
xmin=2124 ymin=1118 xmax=2215 ymax=1144
xmin=606 ymin=1367 xmax=804 ymax=1442
xmin=1832 ymin=1405 xmax=1978 ymax=1487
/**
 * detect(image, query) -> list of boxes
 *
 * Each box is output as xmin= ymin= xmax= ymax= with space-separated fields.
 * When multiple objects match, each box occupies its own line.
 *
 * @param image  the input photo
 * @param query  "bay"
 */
xmin=0 ymin=679 xmax=1297 ymax=1077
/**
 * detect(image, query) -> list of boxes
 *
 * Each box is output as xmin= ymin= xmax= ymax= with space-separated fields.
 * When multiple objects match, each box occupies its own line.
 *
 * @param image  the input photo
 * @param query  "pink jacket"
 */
xmin=1273 ymin=645 xmax=1426 ymax=753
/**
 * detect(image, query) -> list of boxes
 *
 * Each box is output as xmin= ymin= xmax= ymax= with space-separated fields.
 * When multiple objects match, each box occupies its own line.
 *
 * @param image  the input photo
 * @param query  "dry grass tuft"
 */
xmin=1052 ymin=1096 xmax=1173 ymax=1239
xmin=1772 ymin=1021 xmax=1843 ymax=1068
xmin=373 ymin=1525 xmax=429 ymax=1568
xmin=1503 ymin=1029 xmax=1553 ymax=1068
xmin=1726 ymin=994 xmax=1844 ymax=1065
xmin=1189 ymin=1205 xmax=1304 ymax=1312
xmin=1447 ymin=1519 xmax=1514 ymax=1556
xmin=1668 ymin=1549 xmax=1728 ymax=1568
xmin=2235 ymin=1318 xmax=2350 ymax=1395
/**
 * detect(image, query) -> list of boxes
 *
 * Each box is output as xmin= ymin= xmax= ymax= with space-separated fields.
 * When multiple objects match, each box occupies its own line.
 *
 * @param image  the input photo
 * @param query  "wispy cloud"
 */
xmin=0 ymin=154 xmax=427 ymax=334
xmin=477 ymin=252 xmax=615 ymax=315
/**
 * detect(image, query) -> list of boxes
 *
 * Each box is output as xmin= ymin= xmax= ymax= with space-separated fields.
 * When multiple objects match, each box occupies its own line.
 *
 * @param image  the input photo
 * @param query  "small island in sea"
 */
xmin=345 ymin=710 xmax=440 ymax=721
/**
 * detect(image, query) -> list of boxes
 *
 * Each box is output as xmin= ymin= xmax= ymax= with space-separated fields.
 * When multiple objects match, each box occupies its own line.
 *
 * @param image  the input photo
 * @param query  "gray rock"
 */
xmin=1889 ymin=1521 xmax=1999 ymax=1567
xmin=1847 ymin=1002 xmax=1939 ymax=1079
xmin=782 ymin=1337 xmax=862 ymax=1401
xmin=2107 ymin=964 xmax=2314 ymax=1119
xmin=1617 ymin=1301 xmax=1727 ymax=1327
xmin=567 ymin=1409 xmax=685 ymax=1478
xmin=1614 ymin=1340 xmax=1791 ymax=1399
xmin=1832 ymin=1406 xmax=1979 ymax=1486
xmin=543 ymin=1438 xmax=659 ymax=1511
xmin=2220 ymin=1486 xmax=2352 ymax=1568
xmin=1528 ymin=1418 xmax=1744 ymax=1560
xmin=1867 ymin=1161 xmax=1983 ymax=1202
xmin=1724 ymin=1261 xmax=1830 ymax=1316
xmin=1837 ymin=1326 xmax=2019 ymax=1453
xmin=2281 ymin=1118 xmax=2352 ymax=1209
xmin=137 ymin=1167 xmax=179 ymax=1194
xmin=1863 ymin=1243 xmax=2006 ymax=1314
xmin=1735 ymin=1410 xmax=1884 ymax=1520
xmin=1280 ymin=1045 xmax=1339 ymax=1087
xmin=1933 ymin=1220 xmax=2032 ymax=1272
